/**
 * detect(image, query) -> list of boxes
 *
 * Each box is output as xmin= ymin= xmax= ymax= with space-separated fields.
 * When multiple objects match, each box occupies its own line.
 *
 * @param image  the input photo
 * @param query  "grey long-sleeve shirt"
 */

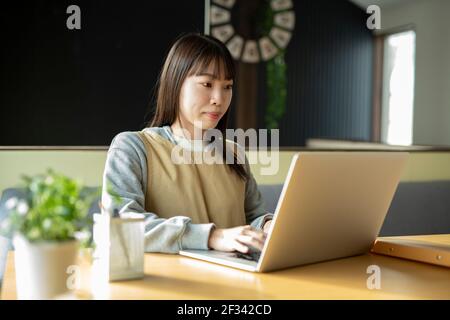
xmin=101 ymin=126 xmax=273 ymax=253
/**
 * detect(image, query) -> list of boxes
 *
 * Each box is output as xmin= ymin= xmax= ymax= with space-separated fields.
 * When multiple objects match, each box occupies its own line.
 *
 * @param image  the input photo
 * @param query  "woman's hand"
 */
xmin=208 ymin=225 xmax=267 ymax=253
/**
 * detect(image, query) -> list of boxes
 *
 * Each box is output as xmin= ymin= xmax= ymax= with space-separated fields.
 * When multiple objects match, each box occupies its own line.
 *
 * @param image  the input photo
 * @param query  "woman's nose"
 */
xmin=210 ymin=89 xmax=224 ymax=106
xmin=211 ymin=86 xmax=227 ymax=106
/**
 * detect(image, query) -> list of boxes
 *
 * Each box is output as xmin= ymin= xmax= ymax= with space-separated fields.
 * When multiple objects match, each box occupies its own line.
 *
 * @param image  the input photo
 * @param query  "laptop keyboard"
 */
xmin=235 ymin=251 xmax=261 ymax=262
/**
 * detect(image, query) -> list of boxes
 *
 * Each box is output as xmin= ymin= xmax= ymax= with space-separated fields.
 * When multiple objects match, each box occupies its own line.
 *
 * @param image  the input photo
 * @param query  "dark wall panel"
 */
xmin=0 ymin=0 xmax=204 ymax=146
xmin=258 ymin=0 xmax=374 ymax=146
xmin=1 ymin=0 xmax=373 ymax=147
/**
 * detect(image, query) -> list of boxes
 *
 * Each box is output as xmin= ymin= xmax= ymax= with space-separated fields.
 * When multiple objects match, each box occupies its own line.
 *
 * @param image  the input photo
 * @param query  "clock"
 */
xmin=210 ymin=0 xmax=295 ymax=63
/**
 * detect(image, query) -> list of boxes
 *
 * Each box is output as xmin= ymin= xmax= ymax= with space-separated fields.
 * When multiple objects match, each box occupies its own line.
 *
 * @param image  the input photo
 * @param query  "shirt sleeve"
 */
xmin=242 ymin=150 xmax=274 ymax=230
xmin=101 ymin=131 xmax=214 ymax=254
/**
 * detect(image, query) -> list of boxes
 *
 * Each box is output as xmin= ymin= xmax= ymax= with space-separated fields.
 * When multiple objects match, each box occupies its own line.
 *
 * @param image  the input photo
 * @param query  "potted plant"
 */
xmin=0 ymin=169 xmax=98 ymax=299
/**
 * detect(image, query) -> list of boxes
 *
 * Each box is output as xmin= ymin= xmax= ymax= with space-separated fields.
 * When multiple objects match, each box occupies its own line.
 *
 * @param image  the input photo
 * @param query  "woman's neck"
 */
xmin=170 ymin=121 xmax=206 ymax=141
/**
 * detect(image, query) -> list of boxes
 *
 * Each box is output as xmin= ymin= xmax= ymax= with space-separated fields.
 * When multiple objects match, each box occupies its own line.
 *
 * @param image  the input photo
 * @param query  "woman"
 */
xmin=102 ymin=33 xmax=273 ymax=254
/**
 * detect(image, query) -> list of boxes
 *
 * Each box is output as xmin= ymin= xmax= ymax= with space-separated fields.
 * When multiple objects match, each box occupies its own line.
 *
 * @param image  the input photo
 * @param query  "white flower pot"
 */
xmin=13 ymin=234 xmax=79 ymax=300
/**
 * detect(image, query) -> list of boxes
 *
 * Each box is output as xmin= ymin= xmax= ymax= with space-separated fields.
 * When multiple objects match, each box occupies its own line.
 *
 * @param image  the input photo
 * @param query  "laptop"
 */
xmin=180 ymin=152 xmax=409 ymax=272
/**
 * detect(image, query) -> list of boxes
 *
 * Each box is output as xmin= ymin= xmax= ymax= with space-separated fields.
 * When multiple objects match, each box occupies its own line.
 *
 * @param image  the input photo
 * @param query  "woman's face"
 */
xmin=176 ymin=62 xmax=233 ymax=138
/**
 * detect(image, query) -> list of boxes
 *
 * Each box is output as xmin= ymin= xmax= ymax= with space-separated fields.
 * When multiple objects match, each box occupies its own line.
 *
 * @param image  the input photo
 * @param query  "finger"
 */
xmin=240 ymin=225 xmax=253 ymax=234
xmin=242 ymin=228 xmax=267 ymax=242
xmin=236 ymin=235 xmax=265 ymax=251
xmin=232 ymin=240 xmax=250 ymax=253
xmin=241 ymin=225 xmax=258 ymax=234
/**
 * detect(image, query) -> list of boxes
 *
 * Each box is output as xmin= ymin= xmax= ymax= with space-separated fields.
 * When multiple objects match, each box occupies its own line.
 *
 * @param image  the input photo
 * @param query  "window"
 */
xmin=381 ymin=30 xmax=416 ymax=145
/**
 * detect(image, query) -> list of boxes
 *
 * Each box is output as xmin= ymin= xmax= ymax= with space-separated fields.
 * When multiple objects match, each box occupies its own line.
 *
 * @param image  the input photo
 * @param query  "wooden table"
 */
xmin=2 ymin=235 xmax=449 ymax=300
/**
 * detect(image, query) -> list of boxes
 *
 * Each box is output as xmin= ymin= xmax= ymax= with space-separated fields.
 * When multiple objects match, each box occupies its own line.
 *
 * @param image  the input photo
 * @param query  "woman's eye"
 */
xmin=202 ymin=82 xmax=212 ymax=88
xmin=225 ymin=85 xmax=233 ymax=90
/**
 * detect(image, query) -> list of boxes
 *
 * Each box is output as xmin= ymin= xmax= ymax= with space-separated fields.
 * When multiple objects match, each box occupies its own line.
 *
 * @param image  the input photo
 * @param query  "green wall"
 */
xmin=1 ymin=150 xmax=450 ymax=194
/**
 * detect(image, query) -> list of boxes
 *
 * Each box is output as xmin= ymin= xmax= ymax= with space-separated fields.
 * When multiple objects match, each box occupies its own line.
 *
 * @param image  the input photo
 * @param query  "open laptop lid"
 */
xmin=257 ymin=152 xmax=409 ymax=272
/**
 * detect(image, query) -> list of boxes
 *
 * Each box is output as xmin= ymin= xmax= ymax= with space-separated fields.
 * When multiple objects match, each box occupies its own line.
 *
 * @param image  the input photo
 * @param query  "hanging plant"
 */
xmin=209 ymin=0 xmax=295 ymax=129
xmin=259 ymin=0 xmax=288 ymax=129
xmin=265 ymin=52 xmax=287 ymax=129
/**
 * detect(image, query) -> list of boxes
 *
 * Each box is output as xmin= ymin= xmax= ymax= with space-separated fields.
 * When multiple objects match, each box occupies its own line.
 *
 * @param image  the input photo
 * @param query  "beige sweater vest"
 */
xmin=138 ymin=130 xmax=247 ymax=228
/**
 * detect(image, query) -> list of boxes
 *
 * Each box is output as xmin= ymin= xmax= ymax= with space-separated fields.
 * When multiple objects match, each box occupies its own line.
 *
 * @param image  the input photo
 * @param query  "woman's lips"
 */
xmin=203 ymin=112 xmax=221 ymax=120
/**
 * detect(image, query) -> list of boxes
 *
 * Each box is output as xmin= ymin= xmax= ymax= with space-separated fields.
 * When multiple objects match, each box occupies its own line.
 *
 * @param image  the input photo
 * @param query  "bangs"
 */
xmin=188 ymin=49 xmax=235 ymax=80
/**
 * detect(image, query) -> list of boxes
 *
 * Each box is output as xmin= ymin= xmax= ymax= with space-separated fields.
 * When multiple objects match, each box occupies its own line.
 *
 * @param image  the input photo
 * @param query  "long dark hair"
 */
xmin=148 ymin=33 xmax=248 ymax=180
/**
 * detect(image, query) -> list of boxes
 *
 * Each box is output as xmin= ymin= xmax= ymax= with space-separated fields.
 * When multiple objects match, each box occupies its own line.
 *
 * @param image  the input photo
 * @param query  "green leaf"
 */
xmin=3 ymin=169 xmax=97 ymax=247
